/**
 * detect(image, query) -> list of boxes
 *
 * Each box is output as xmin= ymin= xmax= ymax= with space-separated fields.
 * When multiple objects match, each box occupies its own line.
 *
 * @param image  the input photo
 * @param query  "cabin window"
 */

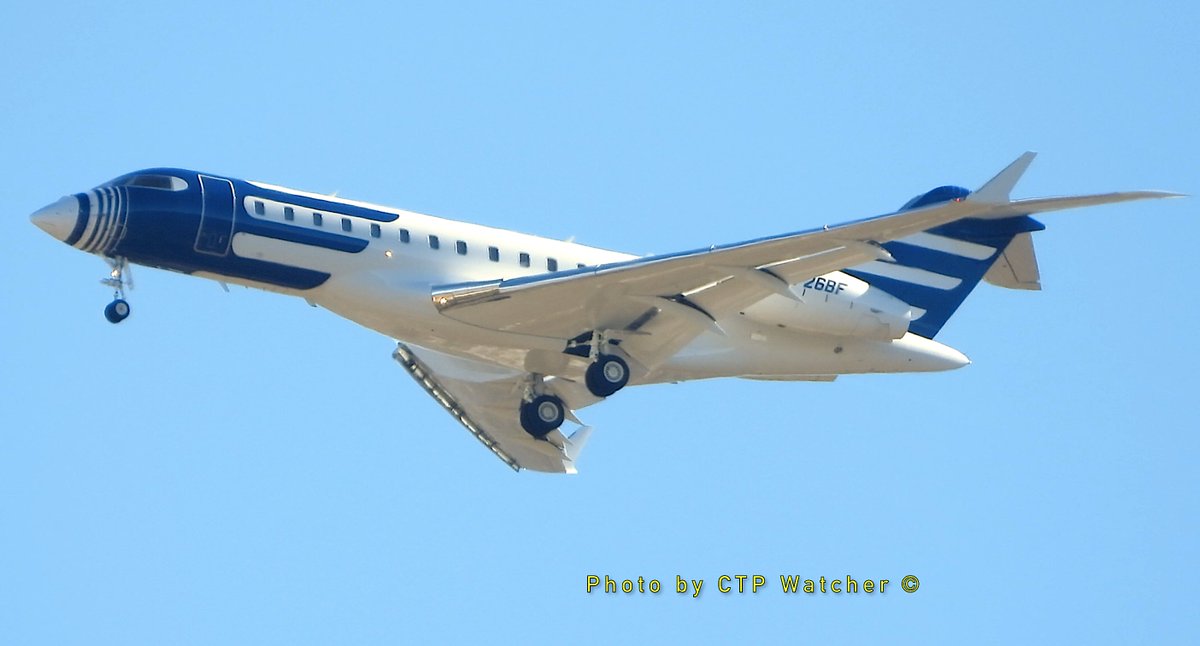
xmin=547 ymin=258 xmax=558 ymax=272
xmin=313 ymin=212 xmax=323 ymax=227
xmin=519 ymin=252 xmax=530 ymax=267
xmin=488 ymin=246 xmax=500 ymax=262
xmin=429 ymin=235 xmax=440 ymax=250
xmin=399 ymin=228 xmax=410 ymax=243
xmin=253 ymin=200 xmax=265 ymax=216
xmin=284 ymin=206 xmax=295 ymax=221
xmin=342 ymin=218 xmax=352 ymax=232
xmin=456 ymin=240 xmax=468 ymax=255
xmin=370 ymin=223 xmax=381 ymax=238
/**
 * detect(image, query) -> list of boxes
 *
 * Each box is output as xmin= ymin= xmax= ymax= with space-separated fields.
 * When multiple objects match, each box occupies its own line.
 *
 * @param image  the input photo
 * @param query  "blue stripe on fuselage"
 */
xmin=106 ymin=173 xmax=351 ymax=291
xmin=237 ymin=216 xmax=369 ymax=253
xmin=117 ymin=202 xmax=335 ymax=290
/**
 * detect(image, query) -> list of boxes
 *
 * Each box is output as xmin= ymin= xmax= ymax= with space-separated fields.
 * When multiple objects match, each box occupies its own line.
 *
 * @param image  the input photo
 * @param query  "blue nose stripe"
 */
xmin=81 ymin=189 xmax=104 ymax=252
xmin=97 ymin=186 xmax=125 ymax=254
xmin=64 ymin=192 xmax=90 ymax=246
xmin=85 ymin=187 xmax=119 ymax=254
xmin=84 ymin=188 xmax=112 ymax=253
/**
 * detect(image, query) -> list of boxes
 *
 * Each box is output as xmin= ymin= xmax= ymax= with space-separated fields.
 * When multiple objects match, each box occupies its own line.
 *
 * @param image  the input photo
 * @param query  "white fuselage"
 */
xmin=220 ymin=181 xmax=969 ymax=381
xmin=29 ymin=170 xmax=969 ymax=388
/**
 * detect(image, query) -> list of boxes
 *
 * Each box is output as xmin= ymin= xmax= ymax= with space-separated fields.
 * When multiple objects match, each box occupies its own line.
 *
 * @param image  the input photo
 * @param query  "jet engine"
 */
xmin=740 ymin=271 xmax=912 ymax=340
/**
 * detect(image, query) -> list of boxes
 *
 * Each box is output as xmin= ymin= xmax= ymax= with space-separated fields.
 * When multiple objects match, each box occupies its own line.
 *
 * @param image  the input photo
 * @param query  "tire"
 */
xmin=520 ymin=394 xmax=565 ymax=438
xmin=585 ymin=354 xmax=629 ymax=398
xmin=104 ymin=299 xmax=130 ymax=323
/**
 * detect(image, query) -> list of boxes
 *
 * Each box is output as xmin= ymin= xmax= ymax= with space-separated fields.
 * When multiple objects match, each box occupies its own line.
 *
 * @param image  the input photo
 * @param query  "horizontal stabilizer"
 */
xmin=984 ymin=232 xmax=1041 ymax=290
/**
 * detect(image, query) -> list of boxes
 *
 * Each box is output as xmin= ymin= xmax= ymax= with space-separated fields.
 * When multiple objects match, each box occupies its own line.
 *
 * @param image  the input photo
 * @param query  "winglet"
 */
xmin=969 ymin=151 xmax=1037 ymax=204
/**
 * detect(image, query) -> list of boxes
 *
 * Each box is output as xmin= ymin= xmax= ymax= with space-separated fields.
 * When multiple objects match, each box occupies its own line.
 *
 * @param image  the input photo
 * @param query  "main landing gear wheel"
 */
xmin=585 ymin=354 xmax=629 ymax=398
xmin=104 ymin=299 xmax=130 ymax=324
xmin=520 ymin=394 xmax=565 ymax=439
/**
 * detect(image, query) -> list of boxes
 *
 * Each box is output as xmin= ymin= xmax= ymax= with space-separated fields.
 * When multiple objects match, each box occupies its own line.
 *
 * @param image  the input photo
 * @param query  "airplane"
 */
xmin=29 ymin=153 xmax=1179 ymax=473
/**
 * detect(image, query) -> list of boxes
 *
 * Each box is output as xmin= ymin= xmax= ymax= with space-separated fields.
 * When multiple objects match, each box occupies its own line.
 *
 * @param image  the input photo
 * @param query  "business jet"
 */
xmin=30 ymin=153 xmax=1178 ymax=473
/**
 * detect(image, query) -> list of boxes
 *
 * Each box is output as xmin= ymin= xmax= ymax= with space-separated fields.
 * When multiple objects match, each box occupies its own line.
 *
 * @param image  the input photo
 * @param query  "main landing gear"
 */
xmin=585 ymin=354 xmax=629 ymax=398
xmin=518 ymin=331 xmax=632 ymax=439
xmin=520 ymin=393 xmax=566 ymax=439
xmin=101 ymin=257 xmax=131 ymax=324
xmin=579 ymin=331 xmax=630 ymax=398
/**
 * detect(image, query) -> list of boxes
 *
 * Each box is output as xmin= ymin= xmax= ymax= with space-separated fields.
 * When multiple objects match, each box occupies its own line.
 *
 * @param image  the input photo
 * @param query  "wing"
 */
xmin=431 ymin=153 xmax=1179 ymax=368
xmin=393 ymin=343 xmax=599 ymax=473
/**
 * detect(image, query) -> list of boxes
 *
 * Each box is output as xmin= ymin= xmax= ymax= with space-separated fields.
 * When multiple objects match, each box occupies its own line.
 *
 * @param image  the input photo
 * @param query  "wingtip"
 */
xmin=1119 ymin=190 xmax=1188 ymax=200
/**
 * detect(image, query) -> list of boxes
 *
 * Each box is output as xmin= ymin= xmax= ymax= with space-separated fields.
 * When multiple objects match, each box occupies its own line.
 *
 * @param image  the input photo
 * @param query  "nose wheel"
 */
xmin=101 ymin=257 xmax=132 ymax=324
xmin=104 ymin=299 xmax=130 ymax=323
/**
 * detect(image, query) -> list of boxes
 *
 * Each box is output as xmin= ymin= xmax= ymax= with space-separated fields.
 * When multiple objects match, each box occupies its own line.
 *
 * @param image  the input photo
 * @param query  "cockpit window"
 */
xmin=121 ymin=174 xmax=188 ymax=191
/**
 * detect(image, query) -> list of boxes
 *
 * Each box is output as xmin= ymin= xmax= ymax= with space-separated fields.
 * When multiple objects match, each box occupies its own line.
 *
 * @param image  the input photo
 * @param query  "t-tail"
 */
xmin=844 ymin=152 xmax=1181 ymax=339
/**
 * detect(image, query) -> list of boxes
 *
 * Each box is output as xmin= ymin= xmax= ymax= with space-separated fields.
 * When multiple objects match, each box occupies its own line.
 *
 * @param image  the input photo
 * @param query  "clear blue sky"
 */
xmin=2 ymin=1 xmax=1196 ymax=643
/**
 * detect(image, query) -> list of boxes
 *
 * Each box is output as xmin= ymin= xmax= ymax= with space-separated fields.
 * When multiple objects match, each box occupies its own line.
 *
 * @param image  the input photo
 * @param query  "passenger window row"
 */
xmin=252 ymin=198 xmax=586 ymax=272
xmin=255 ymin=198 xmax=381 ymax=239
xmin=397 ymin=229 xmax=575 ymax=271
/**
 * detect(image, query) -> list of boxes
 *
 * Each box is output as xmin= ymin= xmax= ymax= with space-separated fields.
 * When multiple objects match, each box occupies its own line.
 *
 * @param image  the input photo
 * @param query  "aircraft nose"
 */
xmin=30 ymin=195 xmax=80 ymax=242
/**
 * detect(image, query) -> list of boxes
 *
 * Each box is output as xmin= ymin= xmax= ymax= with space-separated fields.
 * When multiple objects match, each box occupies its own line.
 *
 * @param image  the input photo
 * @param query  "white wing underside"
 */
xmin=394 ymin=343 xmax=599 ymax=473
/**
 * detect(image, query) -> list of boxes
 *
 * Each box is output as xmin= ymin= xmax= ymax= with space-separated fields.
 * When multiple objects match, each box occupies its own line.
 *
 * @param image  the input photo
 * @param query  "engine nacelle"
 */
xmin=741 ymin=271 xmax=912 ymax=340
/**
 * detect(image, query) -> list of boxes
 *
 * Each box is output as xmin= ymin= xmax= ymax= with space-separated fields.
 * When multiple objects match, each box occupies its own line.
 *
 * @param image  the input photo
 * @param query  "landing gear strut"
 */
xmin=101 ymin=257 xmax=131 ymax=324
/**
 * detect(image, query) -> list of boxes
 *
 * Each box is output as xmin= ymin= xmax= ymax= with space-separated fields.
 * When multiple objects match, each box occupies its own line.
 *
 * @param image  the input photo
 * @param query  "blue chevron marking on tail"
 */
xmin=844 ymin=186 xmax=1045 ymax=339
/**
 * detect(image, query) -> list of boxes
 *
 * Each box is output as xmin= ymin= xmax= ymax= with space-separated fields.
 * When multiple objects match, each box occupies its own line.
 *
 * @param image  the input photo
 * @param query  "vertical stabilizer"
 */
xmin=845 ymin=177 xmax=1046 ymax=338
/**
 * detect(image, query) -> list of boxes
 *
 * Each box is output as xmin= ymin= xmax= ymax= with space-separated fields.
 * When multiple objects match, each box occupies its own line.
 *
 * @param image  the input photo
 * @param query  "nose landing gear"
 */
xmin=101 ymin=257 xmax=131 ymax=324
xmin=104 ymin=299 xmax=130 ymax=323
